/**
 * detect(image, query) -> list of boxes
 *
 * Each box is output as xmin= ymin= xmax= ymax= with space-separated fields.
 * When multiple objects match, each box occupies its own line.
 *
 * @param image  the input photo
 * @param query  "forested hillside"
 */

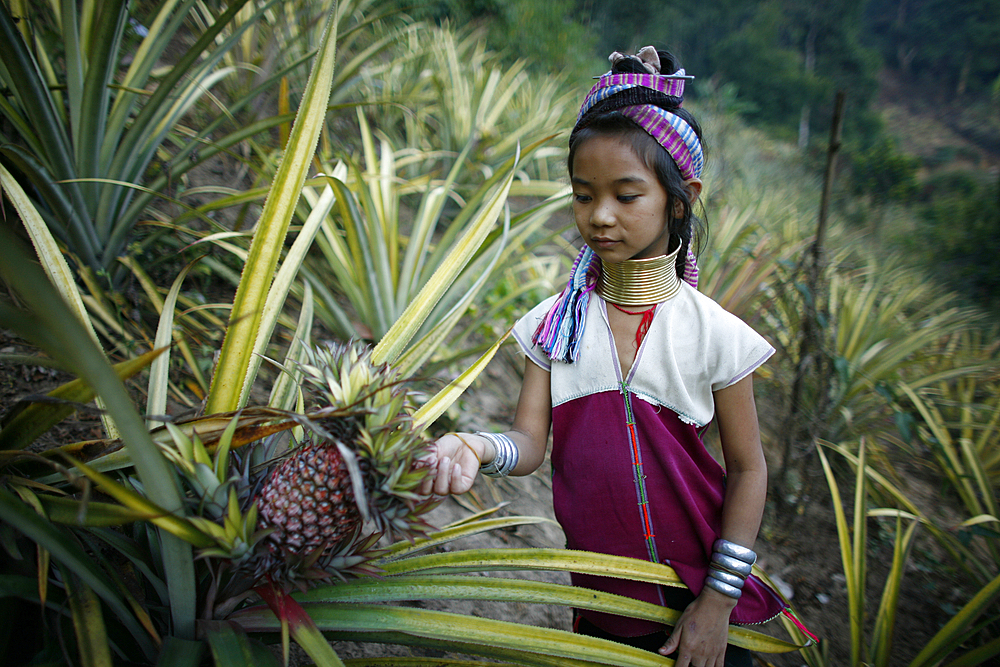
xmin=419 ymin=0 xmax=999 ymax=142
xmin=415 ymin=0 xmax=1000 ymax=312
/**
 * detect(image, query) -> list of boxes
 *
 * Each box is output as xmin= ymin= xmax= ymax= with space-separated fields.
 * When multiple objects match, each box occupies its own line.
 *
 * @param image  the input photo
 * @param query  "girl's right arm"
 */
xmin=422 ymin=358 xmax=551 ymax=496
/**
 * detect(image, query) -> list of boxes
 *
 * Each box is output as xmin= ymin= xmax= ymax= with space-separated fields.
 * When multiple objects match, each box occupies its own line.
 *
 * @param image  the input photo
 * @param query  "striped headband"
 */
xmin=576 ymin=70 xmax=703 ymax=180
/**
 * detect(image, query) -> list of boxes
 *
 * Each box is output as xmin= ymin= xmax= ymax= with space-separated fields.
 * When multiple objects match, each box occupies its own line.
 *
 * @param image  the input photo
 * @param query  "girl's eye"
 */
xmin=573 ymin=193 xmax=592 ymax=203
xmin=618 ymin=194 xmax=639 ymax=203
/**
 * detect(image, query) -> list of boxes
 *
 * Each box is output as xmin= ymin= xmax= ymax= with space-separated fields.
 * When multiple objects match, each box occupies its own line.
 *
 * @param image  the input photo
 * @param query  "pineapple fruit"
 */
xmin=253 ymin=342 xmax=434 ymax=584
xmin=256 ymin=438 xmax=362 ymax=560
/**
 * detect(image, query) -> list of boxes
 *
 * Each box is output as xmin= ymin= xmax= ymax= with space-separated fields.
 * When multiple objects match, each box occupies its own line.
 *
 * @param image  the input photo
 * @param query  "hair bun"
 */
xmin=656 ymin=49 xmax=682 ymax=76
xmin=606 ymin=47 xmax=685 ymax=80
xmin=609 ymin=46 xmax=661 ymax=75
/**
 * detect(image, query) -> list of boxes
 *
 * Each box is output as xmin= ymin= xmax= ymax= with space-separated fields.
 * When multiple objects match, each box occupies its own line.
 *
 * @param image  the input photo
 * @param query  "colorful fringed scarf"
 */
xmin=532 ymin=247 xmax=600 ymax=363
xmin=683 ymin=247 xmax=699 ymax=288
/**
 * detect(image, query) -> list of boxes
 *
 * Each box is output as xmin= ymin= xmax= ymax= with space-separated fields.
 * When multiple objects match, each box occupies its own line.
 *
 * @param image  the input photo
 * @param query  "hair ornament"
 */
xmin=609 ymin=45 xmax=661 ymax=74
xmin=579 ymin=72 xmax=691 ymax=113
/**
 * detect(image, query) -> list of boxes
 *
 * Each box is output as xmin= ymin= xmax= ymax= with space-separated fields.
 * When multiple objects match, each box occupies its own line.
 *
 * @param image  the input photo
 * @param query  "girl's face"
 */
xmin=571 ymin=135 xmax=673 ymax=264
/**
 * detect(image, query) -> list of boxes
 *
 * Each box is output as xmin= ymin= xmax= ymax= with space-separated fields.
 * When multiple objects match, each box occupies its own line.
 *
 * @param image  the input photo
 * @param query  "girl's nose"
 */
xmin=591 ymin=199 xmax=615 ymax=227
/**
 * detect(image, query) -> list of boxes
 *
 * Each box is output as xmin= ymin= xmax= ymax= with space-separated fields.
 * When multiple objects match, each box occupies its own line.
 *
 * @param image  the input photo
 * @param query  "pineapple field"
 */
xmin=2 ymin=0 xmax=999 ymax=666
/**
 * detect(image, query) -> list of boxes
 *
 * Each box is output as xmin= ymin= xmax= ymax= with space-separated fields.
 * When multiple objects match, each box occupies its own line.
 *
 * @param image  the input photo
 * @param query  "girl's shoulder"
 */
xmin=675 ymin=282 xmax=737 ymax=317
xmin=671 ymin=284 xmax=772 ymax=342
xmin=511 ymin=293 xmax=563 ymax=372
xmin=670 ymin=283 xmax=770 ymax=350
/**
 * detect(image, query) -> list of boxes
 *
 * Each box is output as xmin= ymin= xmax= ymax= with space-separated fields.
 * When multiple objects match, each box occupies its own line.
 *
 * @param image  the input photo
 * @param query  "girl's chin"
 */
xmin=586 ymin=243 xmax=628 ymax=262
xmin=589 ymin=247 xmax=667 ymax=264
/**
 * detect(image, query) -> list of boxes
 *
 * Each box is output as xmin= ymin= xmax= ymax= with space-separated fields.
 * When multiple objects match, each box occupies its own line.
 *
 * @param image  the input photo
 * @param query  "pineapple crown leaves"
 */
xmin=291 ymin=341 xmax=420 ymax=418
xmin=291 ymin=339 xmax=435 ymax=483
xmin=357 ymin=420 xmax=432 ymax=499
xmin=353 ymin=426 xmax=437 ymax=542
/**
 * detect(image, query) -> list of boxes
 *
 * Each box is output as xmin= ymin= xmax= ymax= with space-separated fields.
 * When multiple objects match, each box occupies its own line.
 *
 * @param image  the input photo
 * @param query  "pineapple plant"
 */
xmin=253 ymin=341 xmax=436 ymax=586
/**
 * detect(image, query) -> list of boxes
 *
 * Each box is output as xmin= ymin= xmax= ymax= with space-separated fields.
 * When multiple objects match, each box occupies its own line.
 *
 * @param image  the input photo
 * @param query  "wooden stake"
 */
xmin=777 ymin=91 xmax=846 ymax=502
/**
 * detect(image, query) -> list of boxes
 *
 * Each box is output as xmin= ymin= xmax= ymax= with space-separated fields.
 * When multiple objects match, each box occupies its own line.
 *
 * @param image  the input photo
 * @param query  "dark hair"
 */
xmin=568 ymin=49 xmax=706 ymax=279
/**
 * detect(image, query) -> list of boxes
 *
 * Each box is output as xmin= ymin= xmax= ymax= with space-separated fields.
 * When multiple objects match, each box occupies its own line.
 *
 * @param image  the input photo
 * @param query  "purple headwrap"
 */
xmin=576 ymin=72 xmax=704 ymax=181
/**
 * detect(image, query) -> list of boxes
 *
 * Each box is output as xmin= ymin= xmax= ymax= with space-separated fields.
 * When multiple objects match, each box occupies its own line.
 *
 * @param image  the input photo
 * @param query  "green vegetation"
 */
xmin=0 ymin=0 xmax=295 ymax=285
xmin=913 ymin=174 xmax=1000 ymax=313
xmin=427 ymin=1 xmax=999 ymax=317
xmin=1 ymin=0 xmax=999 ymax=665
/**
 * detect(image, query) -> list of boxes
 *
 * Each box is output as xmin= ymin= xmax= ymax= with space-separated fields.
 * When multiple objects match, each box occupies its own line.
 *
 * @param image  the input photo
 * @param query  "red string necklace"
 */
xmin=610 ymin=302 xmax=657 ymax=349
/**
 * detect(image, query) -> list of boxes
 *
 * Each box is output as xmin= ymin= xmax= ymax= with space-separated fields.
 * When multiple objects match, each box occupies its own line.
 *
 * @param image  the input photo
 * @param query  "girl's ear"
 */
xmin=672 ymin=178 xmax=703 ymax=218
xmin=684 ymin=178 xmax=703 ymax=203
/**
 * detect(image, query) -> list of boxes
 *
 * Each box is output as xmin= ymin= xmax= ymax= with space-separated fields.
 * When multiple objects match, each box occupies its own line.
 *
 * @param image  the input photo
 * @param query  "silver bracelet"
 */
xmin=476 ymin=432 xmax=518 ymax=478
xmin=713 ymin=539 xmax=757 ymax=565
xmin=708 ymin=567 xmax=746 ymax=589
xmin=710 ymin=552 xmax=753 ymax=578
xmin=703 ymin=575 xmax=743 ymax=600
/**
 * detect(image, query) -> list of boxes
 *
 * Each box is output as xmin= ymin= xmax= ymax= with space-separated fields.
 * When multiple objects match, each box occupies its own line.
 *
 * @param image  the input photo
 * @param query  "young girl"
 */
xmin=423 ymin=46 xmax=787 ymax=667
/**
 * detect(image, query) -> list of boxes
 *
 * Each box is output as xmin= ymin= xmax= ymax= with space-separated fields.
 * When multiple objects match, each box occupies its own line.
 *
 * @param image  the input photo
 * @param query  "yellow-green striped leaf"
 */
xmin=206 ymin=0 xmax=339 ymax=414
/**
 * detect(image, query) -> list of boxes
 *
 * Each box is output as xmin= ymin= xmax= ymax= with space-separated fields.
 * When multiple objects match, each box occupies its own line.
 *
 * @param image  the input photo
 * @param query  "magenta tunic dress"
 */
xmin=513 ymin=283 xmax=787 ymax=637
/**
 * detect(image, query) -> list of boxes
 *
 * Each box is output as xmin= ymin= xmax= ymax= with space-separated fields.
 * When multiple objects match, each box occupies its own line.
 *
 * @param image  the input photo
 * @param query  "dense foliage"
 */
xmin=405 ymin=0 xmax=598 ymax=73
xmin=915 ymin=173 xmax=1000 ymax=312
xmin=430 ymin=0 xmax=999 ymax=141
xmin=428 ymin=0 xmax=1000 ymax=313
xmin=865 ymin=0 xmax=1000 ymax=95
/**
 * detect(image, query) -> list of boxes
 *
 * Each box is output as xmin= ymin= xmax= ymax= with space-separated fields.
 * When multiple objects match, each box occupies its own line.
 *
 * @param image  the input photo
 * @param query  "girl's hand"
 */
xmin=659 ymin=588 xmax=737 ymax=667
xmin=418 ymin=358 xmax=553 ymax=497
xmin=419 ymin=432 xmax=490 ymax=496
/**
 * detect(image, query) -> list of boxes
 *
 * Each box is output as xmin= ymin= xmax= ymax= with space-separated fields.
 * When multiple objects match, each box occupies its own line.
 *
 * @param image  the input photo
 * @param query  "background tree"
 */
xmin=917 ymin=172 xmax=1000 ymax=313
xmin=865 ymin=0 xmax=1000 ymax=95
xmin=403 ymin=0 xmax=598 ymax=74
xmin=574 ymin=0 xmax=882 ymax=143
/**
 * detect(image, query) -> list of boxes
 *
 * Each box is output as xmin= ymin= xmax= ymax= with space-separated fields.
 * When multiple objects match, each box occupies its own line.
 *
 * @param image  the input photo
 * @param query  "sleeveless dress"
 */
xmin=512 ymin=282 xmax=787 ymax=636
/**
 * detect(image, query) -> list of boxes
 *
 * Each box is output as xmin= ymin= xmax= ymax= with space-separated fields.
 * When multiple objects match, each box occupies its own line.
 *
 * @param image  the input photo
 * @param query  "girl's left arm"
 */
xmin=714 ymin=374 xmax=768 ymax=548
xmin=660 ymin=375 xmax=767 ymax=666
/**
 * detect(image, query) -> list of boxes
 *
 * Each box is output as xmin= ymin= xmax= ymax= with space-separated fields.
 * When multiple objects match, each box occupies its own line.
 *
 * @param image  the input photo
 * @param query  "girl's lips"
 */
xmin=590 ymin=237 xmax=619 ymax=248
